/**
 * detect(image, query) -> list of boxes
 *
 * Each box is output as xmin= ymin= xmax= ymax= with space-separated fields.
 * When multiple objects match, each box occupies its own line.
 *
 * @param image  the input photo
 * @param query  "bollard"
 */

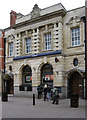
xmin=2 ymin=92 xmax=8 ymax=102
xmin=33 ymin=94 xmax=35 ymax=105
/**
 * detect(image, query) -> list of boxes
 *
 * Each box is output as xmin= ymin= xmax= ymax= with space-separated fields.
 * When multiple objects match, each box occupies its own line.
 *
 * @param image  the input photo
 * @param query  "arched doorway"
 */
xmin=22 ymin=65 xmax=32 ymax=85
xmin=19 ymin=65 xmax=32 ymax=91
xmin=41 ymin=63 xmax=53 ymax=86
xmin=3 ymin=74 xmax=14 ymax=94
xmin=67 ymin=71 xmax=84 ymax=98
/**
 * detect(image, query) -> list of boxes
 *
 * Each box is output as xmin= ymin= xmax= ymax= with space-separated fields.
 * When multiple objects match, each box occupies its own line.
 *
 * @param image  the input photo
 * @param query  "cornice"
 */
xmin=12 ymin=9 xmax=66 ymax=29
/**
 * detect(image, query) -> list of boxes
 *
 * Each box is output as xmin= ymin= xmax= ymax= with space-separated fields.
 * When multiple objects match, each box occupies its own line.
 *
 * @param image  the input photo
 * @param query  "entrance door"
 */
xmin=7 ymin=78 xmax=14 ymax=94
xmin=68 ymin=72 xmax=82 ymax=97
xmin=4 ymin=74 xmax=14 ymax=94
xmin=41 ymin=64 xmax=53 ymax=86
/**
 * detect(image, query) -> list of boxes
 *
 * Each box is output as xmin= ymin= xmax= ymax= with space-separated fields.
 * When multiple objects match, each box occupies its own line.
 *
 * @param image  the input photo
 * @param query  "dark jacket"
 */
xmin=44 ymin=88 xmax=48 ymax=93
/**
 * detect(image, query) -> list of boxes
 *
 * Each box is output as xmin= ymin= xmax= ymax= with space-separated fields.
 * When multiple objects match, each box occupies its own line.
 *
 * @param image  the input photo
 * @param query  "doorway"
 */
xmin=41 ymin=63 xmax=53 ymax=86
xmin=4 ymin=74 xmax=14 ymax=94
xmin=67 ymin=71 xmax=83 ymax=98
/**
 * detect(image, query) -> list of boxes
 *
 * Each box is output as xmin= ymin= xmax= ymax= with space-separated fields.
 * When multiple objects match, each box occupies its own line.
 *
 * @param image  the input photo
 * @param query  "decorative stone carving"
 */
xmin=8 ymin=34 xmax=15 ymax=40
xmin=30 ymin=4 xmax=41 ymax=19
xmin=66 ymin=16 xmax=81 ymax=25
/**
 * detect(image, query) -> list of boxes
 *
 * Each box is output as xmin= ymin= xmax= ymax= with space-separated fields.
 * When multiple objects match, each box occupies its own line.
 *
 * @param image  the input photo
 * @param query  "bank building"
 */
xmin=4 ymin=3 xmax=85 ymax=98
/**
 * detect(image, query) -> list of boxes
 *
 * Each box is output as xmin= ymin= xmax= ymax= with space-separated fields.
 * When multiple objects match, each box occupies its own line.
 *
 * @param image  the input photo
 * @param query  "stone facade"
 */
xmin=5 ymin=3 xmax=85 ymax=98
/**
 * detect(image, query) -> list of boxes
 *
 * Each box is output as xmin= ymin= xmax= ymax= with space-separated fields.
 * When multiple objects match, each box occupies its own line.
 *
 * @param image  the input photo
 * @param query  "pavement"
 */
xmin=0 ymin=95 xmax=86 ymax=119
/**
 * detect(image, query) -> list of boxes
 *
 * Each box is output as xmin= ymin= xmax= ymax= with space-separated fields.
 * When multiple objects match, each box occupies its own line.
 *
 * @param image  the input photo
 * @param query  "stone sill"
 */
xmin=67 ymin=44 xmax=84 ymax=49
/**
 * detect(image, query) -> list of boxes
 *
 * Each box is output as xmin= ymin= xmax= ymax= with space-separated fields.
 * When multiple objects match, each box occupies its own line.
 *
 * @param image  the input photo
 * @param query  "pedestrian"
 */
xmin=50 ymin=88 xmax=53 ymax=100
xmin=37 ymin=85 xmax=42 ymax=99
xmin=43 ymin=84 xmax=48 ymax=101
xmin=47 ymin=85 xmax=51 ymax=101
xmin=52 ymin=87 xmax=59 ymax=104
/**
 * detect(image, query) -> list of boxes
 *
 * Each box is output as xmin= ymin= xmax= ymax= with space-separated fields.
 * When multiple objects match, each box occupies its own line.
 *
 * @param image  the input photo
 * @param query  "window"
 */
xmin=41 ymin=64 xmax=53 ymax=86
xmin=9 ymin=42 xmax=13 ymax=57
xmin=73 ymin=58 xmax=78 ymax=66
xmin=71 ymin=27 xmax=80 ymax=46
xmin=25 ymin=38 xmax=31 ymax=53
xmin=44 ymin=33 xmax=51 ymax=50
xmin=22 ymin=66 xmax=32 ymax=84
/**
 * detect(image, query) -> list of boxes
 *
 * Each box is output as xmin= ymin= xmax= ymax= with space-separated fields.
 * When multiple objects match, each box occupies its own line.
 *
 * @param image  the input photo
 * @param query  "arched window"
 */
xmin=41 ymin=64 xmax=53 ymax=86
xmin=22 ymin=66 xmax=32 ymax=84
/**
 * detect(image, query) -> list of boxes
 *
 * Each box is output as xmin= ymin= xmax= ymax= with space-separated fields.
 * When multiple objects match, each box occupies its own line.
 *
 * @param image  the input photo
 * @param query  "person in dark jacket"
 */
xmin=52 ymin=87 xmax=59 ymax=104
xmin=43 ymin=84 xmax=48 ymax=101
xmin=47 ymin=85 xmax=51 ymax=100
xmin=37 ymin=85 xmax=42 ymax=99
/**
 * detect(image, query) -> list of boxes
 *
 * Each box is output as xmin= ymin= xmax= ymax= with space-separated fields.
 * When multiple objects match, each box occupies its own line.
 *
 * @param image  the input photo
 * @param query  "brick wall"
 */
xmin=10 ymin=10 xmax=16 ymax=26
xmin=0 ymin=31 xmax=4 ymax=71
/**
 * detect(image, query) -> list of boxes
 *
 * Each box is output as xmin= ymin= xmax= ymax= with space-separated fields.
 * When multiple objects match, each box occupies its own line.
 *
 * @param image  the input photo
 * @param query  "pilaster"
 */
xmin=53 ymin=21 xmax=63 ymax=51
xmin=32 ymin=28 xmax=41 ymax=54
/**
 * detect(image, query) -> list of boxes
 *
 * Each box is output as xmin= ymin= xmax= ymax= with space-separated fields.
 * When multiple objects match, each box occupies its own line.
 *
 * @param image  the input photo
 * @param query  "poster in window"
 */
xmin=50 ymin=75 xmax=53 ymax=81
xmin=26 ymin=76 xmax=31 ymax=82
xmin=45 ymin=75 xmax=50 ymax=81
xmin=30 ymin=76 xmax=32 ymax=81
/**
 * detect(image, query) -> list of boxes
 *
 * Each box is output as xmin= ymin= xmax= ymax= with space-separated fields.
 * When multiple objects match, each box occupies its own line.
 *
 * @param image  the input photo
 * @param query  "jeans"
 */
xmin=47 ymin=92 xmax=50 ymax=100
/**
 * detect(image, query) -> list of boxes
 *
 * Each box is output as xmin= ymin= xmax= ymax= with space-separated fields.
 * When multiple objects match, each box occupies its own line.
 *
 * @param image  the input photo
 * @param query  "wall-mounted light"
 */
xmin=55 ymin=57 xmax=59 ymax=63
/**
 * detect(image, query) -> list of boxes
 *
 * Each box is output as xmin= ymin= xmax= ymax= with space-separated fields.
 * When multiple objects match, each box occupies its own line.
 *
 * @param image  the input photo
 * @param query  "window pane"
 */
xmin=44 ymin=33 xmax=51 ymax=50
xmin=71 ymin=27 xmax=80 ymax=46
xmin=25 ymin=38 xmax=31 ymax=53
xmin=9 ymin=42 xmax=13 ymax=57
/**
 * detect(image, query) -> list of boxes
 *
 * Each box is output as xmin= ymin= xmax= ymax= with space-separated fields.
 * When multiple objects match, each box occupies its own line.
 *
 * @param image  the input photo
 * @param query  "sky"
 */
xmin=0 ymin=0 xmax=85 ymax=29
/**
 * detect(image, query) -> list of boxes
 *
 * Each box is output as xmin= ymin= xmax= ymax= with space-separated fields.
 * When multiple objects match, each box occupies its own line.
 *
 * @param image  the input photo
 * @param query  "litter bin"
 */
xmin=70 ymin=94 xmax=79 ymax=108
xmin=2 ymin=92 xmax=8 ymax=102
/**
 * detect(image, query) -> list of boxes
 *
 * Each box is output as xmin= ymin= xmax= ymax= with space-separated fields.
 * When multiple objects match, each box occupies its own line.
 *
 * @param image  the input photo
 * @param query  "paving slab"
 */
xmin=0 ymin=96 xmax=85 ymax=119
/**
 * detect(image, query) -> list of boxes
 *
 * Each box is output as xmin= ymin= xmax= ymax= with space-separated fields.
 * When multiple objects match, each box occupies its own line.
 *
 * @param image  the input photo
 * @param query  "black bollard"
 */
xmin=2 ymin=92 xmax=8 ymax=102
xmin=33 ymin=94 xmax=35 ymax=105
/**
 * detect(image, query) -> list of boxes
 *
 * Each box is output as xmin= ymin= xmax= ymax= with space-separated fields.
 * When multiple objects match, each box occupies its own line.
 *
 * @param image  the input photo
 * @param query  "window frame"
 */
xmin=73 ymin=58 xmax=78 ymax=66
xmin=25 ymin=38 xmax=31 ymax=54
xmin=9 ymin=42 xmax=13 ymax=57
xmin=71 ymin=27 xmax=80 ymax=47
xmin=44 ymin=32 xmax=52 ymax=50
